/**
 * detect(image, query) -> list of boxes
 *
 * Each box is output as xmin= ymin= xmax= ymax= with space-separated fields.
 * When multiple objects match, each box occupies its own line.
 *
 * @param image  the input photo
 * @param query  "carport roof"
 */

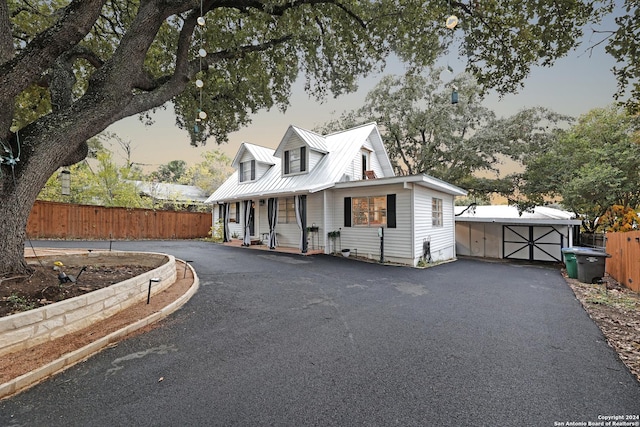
xmin=454 ymin=205 xmax=582 ymax=225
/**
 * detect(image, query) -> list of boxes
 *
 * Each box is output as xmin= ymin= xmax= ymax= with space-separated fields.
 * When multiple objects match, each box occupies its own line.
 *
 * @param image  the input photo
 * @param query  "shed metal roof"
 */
xmin=454 ymin=205 xmax=582 ymax=225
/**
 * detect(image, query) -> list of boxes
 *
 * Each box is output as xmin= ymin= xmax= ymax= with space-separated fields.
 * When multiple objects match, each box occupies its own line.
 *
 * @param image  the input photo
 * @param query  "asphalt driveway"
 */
xmin=2 ymin=240 xmax=639 ymax=426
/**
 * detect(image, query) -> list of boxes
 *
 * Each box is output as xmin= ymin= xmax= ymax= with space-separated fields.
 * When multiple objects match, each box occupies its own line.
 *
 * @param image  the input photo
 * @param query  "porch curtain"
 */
xmin=243 ymin=200 xmax=251 ymax=246
xmin=267 ymin=198 xmax=278 ymax=249
xmin=294 ymin=195 xmax=308 ymax=253
xmin=223 ymin=202 xmax=230 ymax=242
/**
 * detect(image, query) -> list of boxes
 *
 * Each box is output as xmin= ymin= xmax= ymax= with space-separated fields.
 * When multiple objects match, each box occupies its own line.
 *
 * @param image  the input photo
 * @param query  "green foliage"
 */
xmin=208 ymin=219 xmax=224 ymax=243
xmin=151 ymin=160 xmax=188 ymax=183
xmin=179 ymin=150 xmax=233 ymax=195
xmin=38 ymin=150 xmax=151 ymax=209
xmin=518 ymin=105 xmax=640 ymax=231
xmin=319 ymin=71 xmax=567 ymax=201
xmin=5 ymin=0 xmax=623 ymax=147
xmin=6 ymin=293 xmax=36 ymax=312
xmin=605 ymin=0 xmax=640 ymax=113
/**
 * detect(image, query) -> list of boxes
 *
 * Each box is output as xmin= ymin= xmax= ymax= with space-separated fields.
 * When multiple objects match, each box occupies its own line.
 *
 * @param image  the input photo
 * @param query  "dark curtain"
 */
xmin=268 ymin=198 xmax=278 ymax=249
xmin=294 ymin=195 xmax=308 ymax=253
xmin=223 ymin=203 xmax=230 ymax=242
xmin=243 ymin=200 xmax=251 ymax=246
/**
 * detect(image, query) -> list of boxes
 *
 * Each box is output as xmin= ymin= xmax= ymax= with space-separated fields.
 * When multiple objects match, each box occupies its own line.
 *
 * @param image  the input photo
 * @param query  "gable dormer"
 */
xmin=231 ymin=142 xmax=276 ymax=184
xmin=275 ymin=126 xmax=328 ymax=177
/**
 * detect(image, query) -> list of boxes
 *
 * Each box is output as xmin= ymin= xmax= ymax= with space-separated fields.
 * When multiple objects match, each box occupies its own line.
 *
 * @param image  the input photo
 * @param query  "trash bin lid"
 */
xmin=562 ymin=246 xmax=606 ymax=255
xmin=573 ymin=249 xmax=611 ymax=258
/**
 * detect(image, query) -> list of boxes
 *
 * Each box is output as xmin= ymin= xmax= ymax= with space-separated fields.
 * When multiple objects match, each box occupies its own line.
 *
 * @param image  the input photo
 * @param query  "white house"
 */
xmin=455 ymin=205 xmax=582 ymax=262
xmin=206 ymin=123 xmax=467 ymax=266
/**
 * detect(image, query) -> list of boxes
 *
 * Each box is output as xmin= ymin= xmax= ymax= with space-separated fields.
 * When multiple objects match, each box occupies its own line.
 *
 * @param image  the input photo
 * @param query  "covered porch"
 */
xmin=221 ymin=238 xmax=324 ymax=256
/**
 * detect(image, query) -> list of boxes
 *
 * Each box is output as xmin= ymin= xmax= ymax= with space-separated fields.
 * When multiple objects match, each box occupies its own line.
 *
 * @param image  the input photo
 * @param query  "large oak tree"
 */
xmin=0 ymin=0 xmax=619 ymax=274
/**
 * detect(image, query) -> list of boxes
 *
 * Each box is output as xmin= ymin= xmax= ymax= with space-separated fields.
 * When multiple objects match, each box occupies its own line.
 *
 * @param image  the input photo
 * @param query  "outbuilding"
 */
xmin=455 ymin=205 xmax=582 ymax=262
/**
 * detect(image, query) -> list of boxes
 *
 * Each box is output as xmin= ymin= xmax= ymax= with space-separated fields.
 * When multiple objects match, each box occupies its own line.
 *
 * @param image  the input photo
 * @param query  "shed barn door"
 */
xmin=503 ymin=225 xmax=565 ymax=262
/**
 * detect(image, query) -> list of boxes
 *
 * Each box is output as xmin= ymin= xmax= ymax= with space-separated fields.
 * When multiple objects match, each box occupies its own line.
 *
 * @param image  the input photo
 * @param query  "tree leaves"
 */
xmin=519 ymin=105 xmax=640 ymax=231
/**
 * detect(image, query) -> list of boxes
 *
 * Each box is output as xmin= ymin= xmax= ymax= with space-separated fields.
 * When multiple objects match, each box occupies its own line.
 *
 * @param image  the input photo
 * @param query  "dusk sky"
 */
xmin=107 ymin=14 xmax=623 ymax=171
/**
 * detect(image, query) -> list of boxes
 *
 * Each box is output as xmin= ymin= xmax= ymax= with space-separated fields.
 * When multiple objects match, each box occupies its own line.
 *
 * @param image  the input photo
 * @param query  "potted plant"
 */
xmin=328 ymin=230 xmax=340 ymax=254
xmin=341 ymin=248 xmax=351 ymax=258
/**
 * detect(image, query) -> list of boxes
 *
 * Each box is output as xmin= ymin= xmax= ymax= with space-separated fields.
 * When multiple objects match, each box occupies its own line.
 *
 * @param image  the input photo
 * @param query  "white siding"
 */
xmin=239 ymin=151 xmax=253 ymax=164
xmin=308 ymin=150 xmax=324 ymax=172
xmin=363 ymin=137 xmax=385 ymax=178
xmin=328 ymin=184 xmax=413 ymax=264
xmin=306 ymin=193 xmax=324 ymax=251
xmin=256 ymin=163 xmax=271 ymax=180
xmin=368 ymin=151 xmax=384 ymax=179
xmin=455 ymin=222 xmax=502 ymax=258
xmin=413 ymin=186 xmax=456 ymax=263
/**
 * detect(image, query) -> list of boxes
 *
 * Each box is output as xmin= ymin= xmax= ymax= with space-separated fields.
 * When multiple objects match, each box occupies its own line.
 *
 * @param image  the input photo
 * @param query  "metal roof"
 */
xmin=273 ymin=126 xmax=329 ymax=155
xmin=454 ymin=205 xmax=582 ymax=225
xmin=334 ymin=174 xmax=467 ymax=196
xmin=206 ymin=123 xmax=404 ymax=203
xmin=131 ymin=181 xmax=208 ymax=202
xmin=231 ymin=142 xmax=277 ymax=168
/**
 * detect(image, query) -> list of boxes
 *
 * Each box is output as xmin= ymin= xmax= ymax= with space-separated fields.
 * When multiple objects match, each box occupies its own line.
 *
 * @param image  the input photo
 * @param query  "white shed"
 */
xmin=455 ymin=205 xmax=582 ymax=262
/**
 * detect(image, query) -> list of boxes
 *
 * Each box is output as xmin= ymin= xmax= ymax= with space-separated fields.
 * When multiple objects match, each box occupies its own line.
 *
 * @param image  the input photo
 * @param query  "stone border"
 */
xmin=0 ymin=255 xmax=199 ymax=400
xmin=0 ymin=251 xmax=175 ymax=357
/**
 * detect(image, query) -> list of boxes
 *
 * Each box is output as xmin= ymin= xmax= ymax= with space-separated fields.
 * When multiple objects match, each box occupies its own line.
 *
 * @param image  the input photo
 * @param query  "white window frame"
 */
xmin=432 ymin=198 xmax=443 ymax=227
xmin=239 ymin=160 xmax=255 ymax=183
xmin=283 ymin=147 xmax=306 ymax=176
xmin=277 ymin=197 xmax=296 ymax=224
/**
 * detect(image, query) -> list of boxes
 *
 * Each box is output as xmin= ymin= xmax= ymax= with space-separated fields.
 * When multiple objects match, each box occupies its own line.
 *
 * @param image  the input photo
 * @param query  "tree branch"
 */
xmin=0 ymin=0 xmax=106 ymax=102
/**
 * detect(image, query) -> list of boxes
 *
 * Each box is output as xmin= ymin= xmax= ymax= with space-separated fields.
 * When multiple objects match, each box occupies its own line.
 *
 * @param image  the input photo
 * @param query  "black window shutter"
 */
xmin=218 ymin=204 xmax=223 ymax=221
xmin=284 ymin=150 xmax=290 ymax=174
xmin=250 ymin=160 xmax=256 ymax=180
xmin=235 ymin=202 xmax=240 ymax=222
xmin=387 ymin=194 xmax=396 ymax=228
xmin=239 ymin=162 xmax=244 ymax=182
xmin=344 ymin=197 xmax=351 ymax=227
xmin=300 ymin=146 xmax=306 ymax=172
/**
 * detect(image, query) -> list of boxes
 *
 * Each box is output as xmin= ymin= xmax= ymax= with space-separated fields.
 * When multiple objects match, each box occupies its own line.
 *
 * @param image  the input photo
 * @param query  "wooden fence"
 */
xmin=27 ymin=201 xmax=212 ymax=240
xmin=606 ymin=231 xmax=640 ymax=292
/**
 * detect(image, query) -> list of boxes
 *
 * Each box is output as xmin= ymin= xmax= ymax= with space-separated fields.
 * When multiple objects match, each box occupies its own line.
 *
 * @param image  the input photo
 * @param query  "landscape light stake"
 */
xmin=147 ymin=278 xmax=160 ymax=304
xmin=183 ymin=260 xmax=193 ymax=279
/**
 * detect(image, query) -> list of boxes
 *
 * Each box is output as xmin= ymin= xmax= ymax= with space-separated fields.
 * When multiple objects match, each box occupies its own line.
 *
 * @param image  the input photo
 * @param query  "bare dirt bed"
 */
xmin=0 ymin=264 xmax=154 ymax=317
xmin=0 ymin=261 xmax=193 ymax=387
xmin=565 ymin=274 xmax=640 ymax=382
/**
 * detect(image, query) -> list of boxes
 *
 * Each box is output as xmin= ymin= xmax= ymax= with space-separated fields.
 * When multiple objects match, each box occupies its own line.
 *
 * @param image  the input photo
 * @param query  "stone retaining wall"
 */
xmin=0 ymin=251 xmax=176 ymax=357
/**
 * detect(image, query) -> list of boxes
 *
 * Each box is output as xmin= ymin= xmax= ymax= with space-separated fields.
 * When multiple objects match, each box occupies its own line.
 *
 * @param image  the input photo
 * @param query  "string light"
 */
xmin=446 ymin=0 xmax=459 ymax=104
xmin=194 ymin=1 xmax=206 ymax=134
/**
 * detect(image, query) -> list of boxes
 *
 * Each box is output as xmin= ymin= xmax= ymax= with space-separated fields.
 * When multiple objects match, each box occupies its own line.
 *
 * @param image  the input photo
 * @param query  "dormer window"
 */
xmin=239 ymin=160 xmax=255 ymax=183
xmin=284 ymin=147 xmax=306 ymax=175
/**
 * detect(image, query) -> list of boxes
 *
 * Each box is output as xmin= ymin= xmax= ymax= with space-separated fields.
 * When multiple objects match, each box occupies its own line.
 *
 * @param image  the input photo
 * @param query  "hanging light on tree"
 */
xmin=60 ymin=169 xmax=71 ymax=195
xmin=194 ymin=1 xmax=207 ymax=134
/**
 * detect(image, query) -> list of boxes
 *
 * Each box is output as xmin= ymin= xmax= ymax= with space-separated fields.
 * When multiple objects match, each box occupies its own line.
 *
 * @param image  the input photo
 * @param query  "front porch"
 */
xmin=222 ymin=239 xmax=324 ymax=256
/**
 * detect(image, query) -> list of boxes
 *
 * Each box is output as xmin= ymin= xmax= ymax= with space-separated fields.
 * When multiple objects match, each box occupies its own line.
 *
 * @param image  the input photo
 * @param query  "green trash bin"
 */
xmin=562 ymin=251 xmax=578 ymax=279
